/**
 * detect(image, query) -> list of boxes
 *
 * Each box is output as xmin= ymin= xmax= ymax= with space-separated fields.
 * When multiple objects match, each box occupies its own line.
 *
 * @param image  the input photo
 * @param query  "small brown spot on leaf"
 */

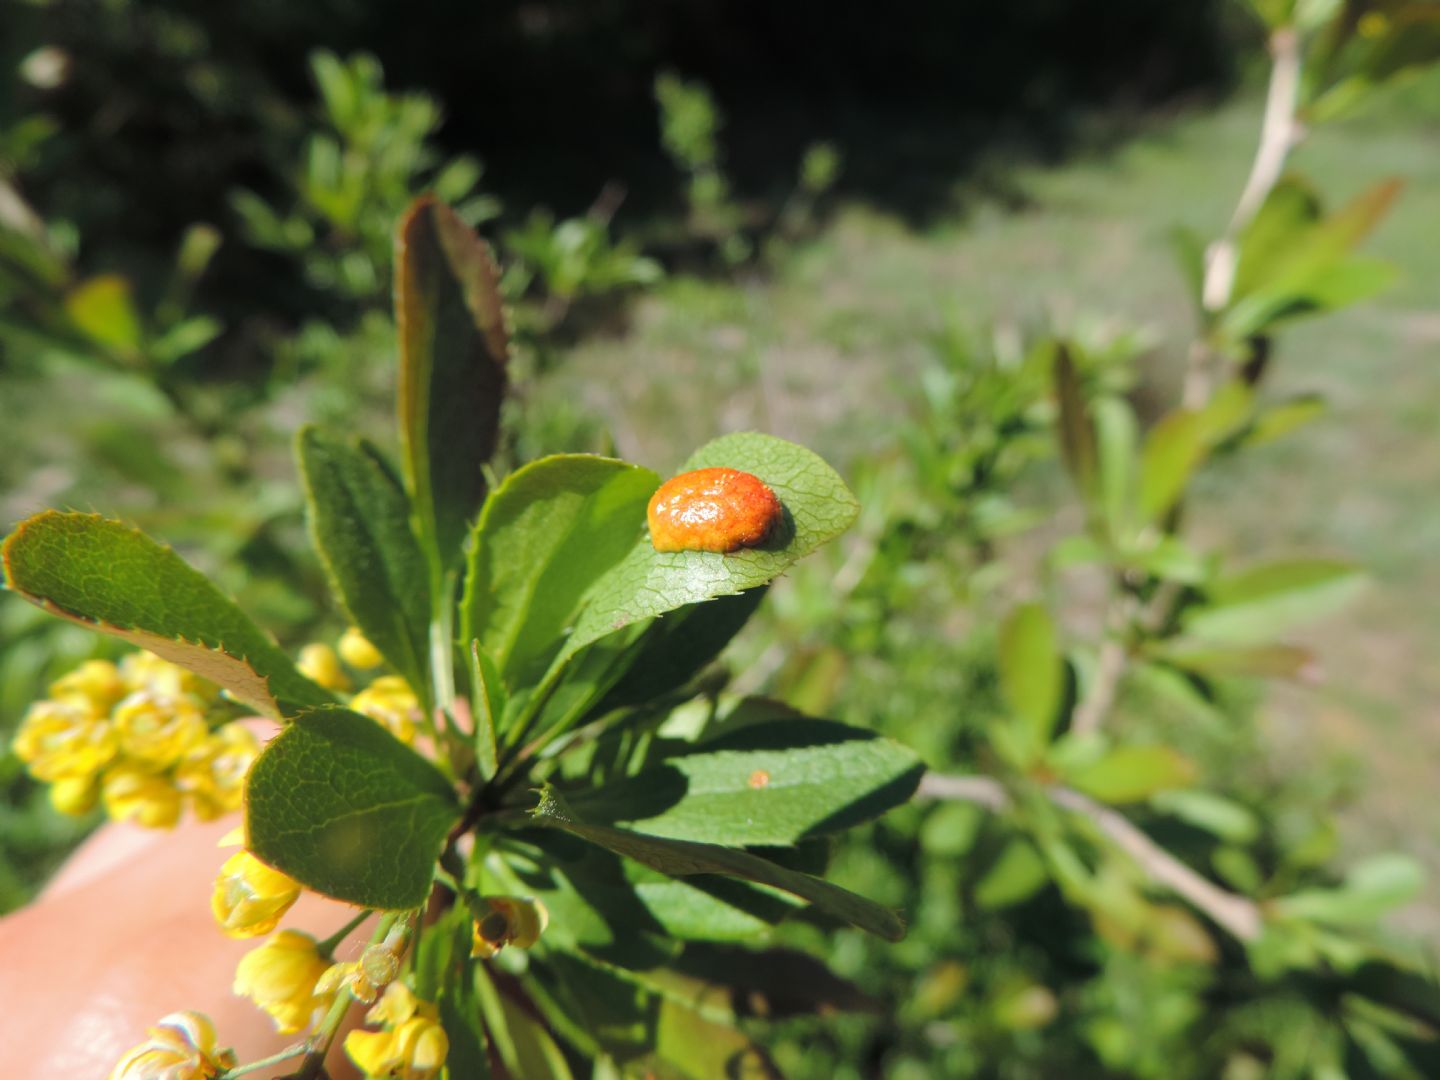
xmin=748 ymin=769 xmax=771 ymax=789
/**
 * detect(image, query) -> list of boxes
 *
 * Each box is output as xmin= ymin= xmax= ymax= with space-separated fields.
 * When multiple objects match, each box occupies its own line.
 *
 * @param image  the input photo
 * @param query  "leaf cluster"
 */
xmin=2 ymin=196 xmax=919 ymax=1078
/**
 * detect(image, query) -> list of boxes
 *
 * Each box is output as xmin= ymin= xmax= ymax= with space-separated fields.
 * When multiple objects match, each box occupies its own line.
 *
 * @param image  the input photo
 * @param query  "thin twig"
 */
xmin=1070 ymin=591 xmax=1134 ymax=738
xmin=1186 ymin=25 xmax=1303 ymax=406
xmin=916 ymin=772 xmax=1263 ymax=941
xmin=1077 ymin=27 xmax=1305 ymax=734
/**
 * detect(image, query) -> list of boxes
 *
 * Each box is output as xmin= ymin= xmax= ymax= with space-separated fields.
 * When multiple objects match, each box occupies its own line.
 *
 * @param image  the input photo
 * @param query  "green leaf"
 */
xmin=1185 ymin=557 xmax=1364 ymax=643
xmin=1225 ymin=178 xmax=1402 ymax=338
xmin=468 ymin=641 xmax=501 ymax=780
xmin=460 ymin=454 xmax=659 ymax=685
xmin=150 ymin=316 xmax=223 ymax=365
xmin=65 ymin=274 xmax=142 ymax=355
xmin=1054 ymin=345 xmax=1097 ymax=504
xmin=2 ymin=512 xmax=331 ymax=716
xmin=1063 ymin=745 xmax=1196 ymax=804
xmin=530 ymin=786 xmax=905 ymax=941
xmin=526 ymin=950 xmax=649 ymax=1061
xmin=474 ymin=965 xmax=575 ymax=1080
xmin=245 ymin=707 xmax=460 ymax=909
xmin=1151 ymin=790 xmax=1260 ymax=845
xmin=1137 ymin=384 xmax=1253 ymax=524
xmin=298 ymin=427 xmax=430 ymax=696
xmin=570 ymin=719 xmax=923 ymax=845
xmin=396 ymin=196 xmax=509 ymax=574
xmin=496 ymin=830 xmax=798 ymax=953
xmin=1277 ymin=855 xmax=1424 ymax=926
xmin=597 ymin=587 xmax=767 ymax=713
xmin=651 ymin=991 xmax=779 ymax=1080
xmin=1232 ymin=177 xmax=1324 ymax=301
xmin=1093 ymin=395 xmax=1138 ymax=541
xmin=997 ymin=603 xmax=1063 ymax=750
xmin=1240 ymin=394 xmax=1327 ymax=448
xmin=1154 ymin=641 xmax=1317 ymax=680
xmin=523 ymin=621 xmax=650 ymax=744
xmin=974 ymin=838 xmax=1050 ymax=911
xmin=560 ymin=433 xmax=858 ymax=663
xmin=532 ymin=950 xmax=782 ymax=1079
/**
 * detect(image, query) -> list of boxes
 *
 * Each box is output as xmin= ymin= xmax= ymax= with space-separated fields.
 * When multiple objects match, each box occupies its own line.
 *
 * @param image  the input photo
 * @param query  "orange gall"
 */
xmin=647 ymin=467 xmax=782 ymax=554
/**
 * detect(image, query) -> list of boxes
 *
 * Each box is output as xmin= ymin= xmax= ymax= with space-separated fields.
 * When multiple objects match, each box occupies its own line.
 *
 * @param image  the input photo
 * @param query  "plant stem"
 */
xmin=1070 ymin=586 xmax=1135 ymax=738
xmin=316 ymin=909 xmax=374 ymax=959
xmin=286 ymin=913 xmax=403 ymax=1079
xmin=917 ymin=772 xmax=1263 ymax=941
xmin=217 ymin=1045 xmax=308 ymax=1079
xmin=1079 ymin=27 xmax=1305 ymax=736
xmin=1185 ymin=24 xmax=1303 ymax=407
xmin=287 ymin=984 xmax=355 ymax=1080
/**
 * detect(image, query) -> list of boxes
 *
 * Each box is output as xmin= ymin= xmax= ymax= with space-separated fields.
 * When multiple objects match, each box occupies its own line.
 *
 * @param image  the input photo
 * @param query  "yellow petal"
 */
xmin=339 ymin=627 xmax=384 ymax=670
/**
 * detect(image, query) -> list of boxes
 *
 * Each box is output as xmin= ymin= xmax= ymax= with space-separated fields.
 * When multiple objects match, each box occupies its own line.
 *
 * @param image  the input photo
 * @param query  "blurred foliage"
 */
xmin=2 ymin=0 xmax=1440 ymax=1075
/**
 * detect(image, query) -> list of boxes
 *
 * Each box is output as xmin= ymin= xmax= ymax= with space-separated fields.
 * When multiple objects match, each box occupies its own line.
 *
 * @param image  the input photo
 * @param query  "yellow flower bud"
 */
xmin=344 ymin=983 xmax=448 ymax=1080
xmin=119 ymin=651 xmax=219 ymax=703
xmin=13 ymin=698 xmax=116 ymax=781
xmin=177 ymin=722 xmax=260 ymax=820
xmin=113 ymin=691 xmax=208 ymax=768
xmin=339 ymin=626 xmax=385 ymax=670
xmin=49 ymin=659 xmax=125 ymax=713
xmin=233 ymin=929 xmax=332 ymax=1034
xmin=102 ymin=761 xmax=184 ymax=829
xmin=316 ymin=960 xmax=377 ymax=1005
xmin=49 ymin=774 xmax=100 ymax=816
xmin=470 ymin=895 xmax=548 ymax=958
xmin=361 ymin=941 xmax=403 ymax=992
xmin=350 ymin=676 xmax=419 ymax=745
xmin=212 ymin=851 xmax=302 ymax=938
xmin=107 ymin=1010 xmax=236 ymax=1080
xmin=298 ymin=642 xmax=351 ymax=692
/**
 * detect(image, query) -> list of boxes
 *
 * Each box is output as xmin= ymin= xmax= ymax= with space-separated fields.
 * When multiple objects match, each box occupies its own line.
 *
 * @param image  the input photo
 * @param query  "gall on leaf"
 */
xmin=647 ymin=467 xmax=783 ymax=554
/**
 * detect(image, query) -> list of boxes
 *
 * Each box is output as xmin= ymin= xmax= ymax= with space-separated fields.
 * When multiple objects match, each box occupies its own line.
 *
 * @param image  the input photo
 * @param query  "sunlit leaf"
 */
xmin=998 ymin=602 xmax=1063 ymax=750
xmin=245 ymin=707 xmax=460 ymax=909
xmin=531 ymin=786 xmax=905 ymax=941
xmin=298 ymin=427 xmax=430 ymax=696
xmin=2 ymin=512 xmax=330 ymax=715
xmin=396 ymin=196 xmax=509 ymax=574
xmin=570 ymin=719 xmax=923 ymax=845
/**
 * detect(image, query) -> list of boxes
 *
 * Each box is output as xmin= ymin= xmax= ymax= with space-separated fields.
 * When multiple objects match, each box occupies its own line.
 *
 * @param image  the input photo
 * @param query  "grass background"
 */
xmin=534 ymin=85 xmax=1440 ymax=934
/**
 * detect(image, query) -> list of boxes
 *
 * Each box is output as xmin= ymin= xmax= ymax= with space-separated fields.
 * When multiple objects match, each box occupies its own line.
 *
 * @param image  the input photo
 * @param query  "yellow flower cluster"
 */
xmin=12 ymin=652 xmax=257 ymax=827
xmin=108 ymin=1011 xmax=235 ymax=1080
xmin=350 ymin=675 xmax=420 ymax=745
xmin=301 ymin=630 xmax=421 ymax=744
xmin=345 ymin=983 xmax=449 ymax=1080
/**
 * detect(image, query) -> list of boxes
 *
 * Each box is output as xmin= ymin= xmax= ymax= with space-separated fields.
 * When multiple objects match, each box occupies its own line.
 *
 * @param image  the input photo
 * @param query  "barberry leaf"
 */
xmin=298 ymin=427 xmax=430 ymax=697
xmin=570 ymin=719 xmax=923 ymax=846
xmin=531 ymin=785 xmax=905 ymax=941
xmin=997 ymin=603 xmax=1063 ymax=751
xmin=460 ymin=454 xmax=660 ymax=685
xmin=1184 ymin=557 xmax=1365 ymax=643
xmin=245 ymin=706 xmax=460 ymax=909
xmin=396 ymin=196 xmax=509 ymax=575
xmin=1 ymin=511 xmax=331 ymax=715
xmin=560 ymin=433 xmax=858 ymax=664
xmin=1063 ymin=745 xmax=1196 ymax=804
xmin=597 ymin=587 xmax=767 ymax=713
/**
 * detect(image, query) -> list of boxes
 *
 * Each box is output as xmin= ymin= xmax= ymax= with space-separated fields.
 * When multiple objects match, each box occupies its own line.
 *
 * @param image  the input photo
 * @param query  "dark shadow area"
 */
xmin=8 ymin=0 xmax=1245 ymax=252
